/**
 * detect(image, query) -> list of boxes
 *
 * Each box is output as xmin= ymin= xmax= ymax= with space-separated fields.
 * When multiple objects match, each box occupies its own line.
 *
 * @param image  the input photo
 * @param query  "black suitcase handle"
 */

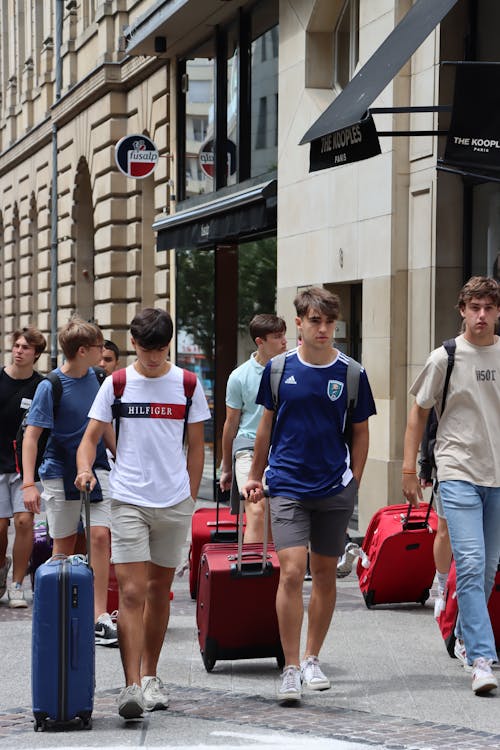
xmin=401 ymin=499 xmax=433 ymax=531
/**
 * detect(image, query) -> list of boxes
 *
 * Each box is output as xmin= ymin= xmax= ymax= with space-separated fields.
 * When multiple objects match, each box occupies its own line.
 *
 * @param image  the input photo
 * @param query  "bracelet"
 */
xmin=22 ymin=483 xmax=36 ymax=490
xmin=402 ymin=470 xmax=417 ymax=475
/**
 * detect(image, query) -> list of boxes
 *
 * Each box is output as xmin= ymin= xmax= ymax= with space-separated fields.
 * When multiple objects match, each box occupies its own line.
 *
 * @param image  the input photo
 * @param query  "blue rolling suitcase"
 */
xmin=31 ymin=489 xmax=95 ymax=731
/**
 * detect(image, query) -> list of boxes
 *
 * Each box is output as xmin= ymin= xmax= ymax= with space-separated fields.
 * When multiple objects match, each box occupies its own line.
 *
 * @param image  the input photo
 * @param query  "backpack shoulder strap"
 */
xmin=112 ymin=368 xmax=127 ymax=398
xmin=111 ymin=369 xmax=127 ymax=443
xmin=345 ymin=357 xmax=362 ymax=409
xmin=46 ymin=371 xmax=63 ymax=415
xmin=440 ymin=338 xmax=456 ymax=413
xmin=182 ymin=369 xmax=198 ymax=443
xmin=270 ymin=351 xmax=287 ymax=410
xmin=92 ymin=365 xmax=107 ymax=387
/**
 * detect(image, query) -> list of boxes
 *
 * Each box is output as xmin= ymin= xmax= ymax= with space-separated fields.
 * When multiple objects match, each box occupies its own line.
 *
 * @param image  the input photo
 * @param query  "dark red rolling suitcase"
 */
xmin=437 ymin=560 xmax=500 ymax=656
xmin=29 ymin=520 xmax=53 ymax=590
xmin=196 ymin=499 xmax=284 ymax=672
xmin=189 ymin=504 xmax=245 ymax=599
xmin=357 ymin=502 xmax=438 ymax=608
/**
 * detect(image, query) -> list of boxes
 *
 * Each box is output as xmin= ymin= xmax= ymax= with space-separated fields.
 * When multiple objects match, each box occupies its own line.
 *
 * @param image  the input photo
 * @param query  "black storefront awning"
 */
xmin=154 ymin=180 xmax=277 ymax=251
xmin=300 ymin=0 xmax=459 ymax=172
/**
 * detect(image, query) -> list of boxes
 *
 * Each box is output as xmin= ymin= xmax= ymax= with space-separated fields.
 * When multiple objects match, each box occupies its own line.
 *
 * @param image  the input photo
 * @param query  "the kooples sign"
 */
xmin=444 ymin=63 xmax=500 ymax=172
xmin=309 ymin=115 xmax=381 ymax=172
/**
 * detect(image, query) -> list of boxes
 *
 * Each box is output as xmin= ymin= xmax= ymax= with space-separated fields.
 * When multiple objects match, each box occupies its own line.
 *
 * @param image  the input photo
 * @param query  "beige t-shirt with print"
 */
xmin=410 ymin=334 xmax=500 ymax=487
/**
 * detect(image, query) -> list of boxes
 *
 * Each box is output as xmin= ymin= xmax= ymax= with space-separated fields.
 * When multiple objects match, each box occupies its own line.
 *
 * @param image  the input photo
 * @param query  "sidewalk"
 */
xmin=1 ymin=503 xmax=500 ymax=749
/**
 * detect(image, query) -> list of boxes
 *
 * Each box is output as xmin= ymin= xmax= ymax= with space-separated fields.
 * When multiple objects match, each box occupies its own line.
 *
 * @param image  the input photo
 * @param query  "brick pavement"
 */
xmin=2 ymin=683 xmax=500 ymax=749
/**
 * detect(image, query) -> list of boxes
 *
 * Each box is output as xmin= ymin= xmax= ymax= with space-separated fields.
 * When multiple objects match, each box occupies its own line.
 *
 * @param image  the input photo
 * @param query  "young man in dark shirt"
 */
xmin=0 ymin=327 xmax=46 ymax=607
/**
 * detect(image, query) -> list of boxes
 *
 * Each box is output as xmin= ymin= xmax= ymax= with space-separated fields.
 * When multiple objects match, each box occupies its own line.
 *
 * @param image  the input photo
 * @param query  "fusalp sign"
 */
xmin=115 ymin=135 xmax=159 ymax=179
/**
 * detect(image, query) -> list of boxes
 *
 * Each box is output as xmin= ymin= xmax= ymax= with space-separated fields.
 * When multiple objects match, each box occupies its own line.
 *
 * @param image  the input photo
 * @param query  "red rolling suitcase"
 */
xmin=357 ymin=501 xmax=438 ymax=608
xmin=437 ymin=560 xmax=500 ymax=656
xmin=189 ymin=503 xmax=245 ymax=599
xmin=196 ymin=499 xmax=284 ymax=672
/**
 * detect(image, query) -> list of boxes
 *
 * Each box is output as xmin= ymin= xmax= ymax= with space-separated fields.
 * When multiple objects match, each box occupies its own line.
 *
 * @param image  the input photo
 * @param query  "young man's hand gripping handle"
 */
xmin=402 ymin=403 xmax=431 ymax=507
xmin=242 ymin=408 xmax=274 ymax=503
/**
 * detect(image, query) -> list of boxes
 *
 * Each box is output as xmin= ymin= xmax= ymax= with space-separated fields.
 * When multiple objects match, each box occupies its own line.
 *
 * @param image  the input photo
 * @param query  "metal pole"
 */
xmin=50 ymin=0 xmax=63 ymax=369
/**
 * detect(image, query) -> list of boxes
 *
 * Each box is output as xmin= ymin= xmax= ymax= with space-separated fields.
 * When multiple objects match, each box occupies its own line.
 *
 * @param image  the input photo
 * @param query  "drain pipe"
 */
xmin=50 ymin=0 xmax=63 ymax=369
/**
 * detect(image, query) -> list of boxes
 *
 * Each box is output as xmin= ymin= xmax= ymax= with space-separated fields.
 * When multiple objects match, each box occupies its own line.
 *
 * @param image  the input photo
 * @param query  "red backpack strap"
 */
xmin=112 ymin=368 xmax=127 ymax=398
xmin=111 ymin=368 xmax=127 ymax=444
xmin=182 ymin=369 xmax=197 ymax=442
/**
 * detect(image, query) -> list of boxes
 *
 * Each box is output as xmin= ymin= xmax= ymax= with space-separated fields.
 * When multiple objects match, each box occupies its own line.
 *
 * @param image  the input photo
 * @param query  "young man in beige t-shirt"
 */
xmin=402 ymin=276 xmax=500 ymax=697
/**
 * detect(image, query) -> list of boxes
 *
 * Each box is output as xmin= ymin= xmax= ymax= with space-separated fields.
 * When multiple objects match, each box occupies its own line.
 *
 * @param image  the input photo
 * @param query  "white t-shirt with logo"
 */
xmin=410 ymin=334 xmax=500 ymax=487
xmin=88 ymin=364 xmax=211 ymax=507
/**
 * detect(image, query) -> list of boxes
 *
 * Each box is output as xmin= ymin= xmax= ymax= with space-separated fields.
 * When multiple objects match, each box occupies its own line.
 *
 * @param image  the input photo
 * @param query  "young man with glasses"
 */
xmin=22 ymin=318 xmax=117 ymax=646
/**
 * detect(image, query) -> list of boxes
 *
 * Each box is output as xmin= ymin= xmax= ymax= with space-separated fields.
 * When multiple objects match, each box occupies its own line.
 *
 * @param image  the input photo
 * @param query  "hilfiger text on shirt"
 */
xmin=115 ymin=402 xmax=187 ymax=419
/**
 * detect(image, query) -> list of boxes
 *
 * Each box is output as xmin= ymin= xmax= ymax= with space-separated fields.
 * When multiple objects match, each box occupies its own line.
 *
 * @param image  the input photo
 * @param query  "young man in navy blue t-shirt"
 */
xmin=244 ymin=286 xmax=376 ymax=704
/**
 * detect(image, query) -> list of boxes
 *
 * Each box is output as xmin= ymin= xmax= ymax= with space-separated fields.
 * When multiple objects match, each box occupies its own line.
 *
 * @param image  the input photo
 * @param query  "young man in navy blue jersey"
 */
xmin=244 ymin=286 xmax=376 ymax=704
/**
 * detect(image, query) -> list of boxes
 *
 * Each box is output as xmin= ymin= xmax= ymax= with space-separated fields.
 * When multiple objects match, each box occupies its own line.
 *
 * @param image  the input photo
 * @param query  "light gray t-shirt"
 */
xmin=410 ymin=334 xmax=500 ymax=487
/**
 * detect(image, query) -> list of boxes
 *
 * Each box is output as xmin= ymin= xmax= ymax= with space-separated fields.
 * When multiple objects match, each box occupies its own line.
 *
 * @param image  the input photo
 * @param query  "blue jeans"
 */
xmin=440 ymin=481 xmax=500 ymax=664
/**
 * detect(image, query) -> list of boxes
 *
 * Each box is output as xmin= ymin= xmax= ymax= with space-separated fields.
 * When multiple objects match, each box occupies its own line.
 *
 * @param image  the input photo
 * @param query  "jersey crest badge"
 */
xmin=327 ymin=380 xmax=344 ymax=401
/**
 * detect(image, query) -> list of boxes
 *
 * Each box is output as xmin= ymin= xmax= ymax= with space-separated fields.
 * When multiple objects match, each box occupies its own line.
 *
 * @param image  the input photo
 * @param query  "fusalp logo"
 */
xmin=115 ymin=135 xmax=159 ymax=179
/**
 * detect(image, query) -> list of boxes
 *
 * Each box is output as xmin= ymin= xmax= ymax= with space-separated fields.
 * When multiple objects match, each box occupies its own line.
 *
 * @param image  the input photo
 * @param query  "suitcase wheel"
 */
xmin=363 ymin=590 xmax=375 ymax=609
xmin=33 ymin=713 xmax=46 ymax=732
xmin=418 ymin=588 xmax=430 ymax=606
xmin=202 ymin=638 xmax=217 ymax=672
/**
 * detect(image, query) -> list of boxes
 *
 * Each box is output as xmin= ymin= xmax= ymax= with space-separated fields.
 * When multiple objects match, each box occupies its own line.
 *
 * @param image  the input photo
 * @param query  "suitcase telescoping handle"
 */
xmin=80 ymin=480 xmax=92 ymax=569
xmin=401 ymin=497 xmax=433 ymax=532
xmin=234 ymin=491 xmax=270 ymax=574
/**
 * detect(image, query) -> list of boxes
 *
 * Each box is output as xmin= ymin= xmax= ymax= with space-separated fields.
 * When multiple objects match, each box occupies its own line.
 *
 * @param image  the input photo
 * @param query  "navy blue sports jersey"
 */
xmin=257 ymin=349 xmax=376 ymax=500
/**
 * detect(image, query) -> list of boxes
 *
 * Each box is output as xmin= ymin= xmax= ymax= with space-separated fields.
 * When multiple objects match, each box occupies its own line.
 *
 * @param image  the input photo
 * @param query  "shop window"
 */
xmin=177 ymin=0 xmax=278 ymax=201
xmin=471 ymin=183 xmax=500 ymax=280
xmin=334 ymin=0 xmax=359 ymax=91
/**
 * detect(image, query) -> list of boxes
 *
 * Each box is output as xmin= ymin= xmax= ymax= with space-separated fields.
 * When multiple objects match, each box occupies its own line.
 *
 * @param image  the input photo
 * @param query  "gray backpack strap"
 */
xmin=346 ymin=357 xmax=362 ymax=409
xmin=269 ymin=351 xmax=287 ymax=410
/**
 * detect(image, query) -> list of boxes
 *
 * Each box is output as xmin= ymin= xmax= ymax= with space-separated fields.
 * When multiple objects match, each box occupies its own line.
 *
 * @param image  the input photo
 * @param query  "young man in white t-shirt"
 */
xmin=403 ymin=276 xmax=500 ymax=696
xmin=75 ymin=308 xmax=210 ymax=721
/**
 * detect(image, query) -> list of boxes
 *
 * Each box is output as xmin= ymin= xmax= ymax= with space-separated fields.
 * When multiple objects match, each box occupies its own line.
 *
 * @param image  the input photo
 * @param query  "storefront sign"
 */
xmin=309 ymin=114 xmax=381 ymax=172
xmin=115 ymin=135 xmax=159 ymax=179
xmin=199 ymin=139 xmax=237 ymax=179
xmin=444 ymin=63 xmax=500 ymax=172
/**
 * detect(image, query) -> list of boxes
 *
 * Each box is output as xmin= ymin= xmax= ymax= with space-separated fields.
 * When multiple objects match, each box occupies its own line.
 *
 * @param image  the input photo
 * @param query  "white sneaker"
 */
xmin=300 ymin=655 xmax=331 ymax=690
xmin=8 ymin=583 xmax=27 ymax=608
xmin=141 ymin=676 xmax=169 ymax=711
xmin=0 ymin=556 xmax=12 ymax=599
xmin=472 ymin=658 xmax=498 ymax=695
xmin=336 ymin=542 xmax=360 ymax=578
xmin=277 ymin=665 xmax=302 ymax=703
xmin=118 ymin=684 xmax=144 ymax=720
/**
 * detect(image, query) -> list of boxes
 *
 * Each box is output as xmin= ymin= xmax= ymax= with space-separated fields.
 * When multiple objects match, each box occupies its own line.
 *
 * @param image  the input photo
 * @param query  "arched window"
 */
xmin=73 ymin=158 xmax=95 ymax=322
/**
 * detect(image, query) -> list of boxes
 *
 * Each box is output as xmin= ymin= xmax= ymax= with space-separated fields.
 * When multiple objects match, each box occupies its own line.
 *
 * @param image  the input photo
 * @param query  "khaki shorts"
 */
xmin=110 ymin=496 xmax=194 ymax=568
xmin=0 ymin=473 xmax=40 ymax=517
xmin=270 ymin=479 xmax=358 ymax=557
xmin=42 ymin=470 xmax=111 ymax=539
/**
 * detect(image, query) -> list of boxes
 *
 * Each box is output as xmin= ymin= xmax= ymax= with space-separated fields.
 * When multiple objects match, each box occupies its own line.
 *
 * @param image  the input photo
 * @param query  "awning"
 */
xmin=123 ymin=0 xmax=250 ymax=59
xmin=300 ymin=0 xmax=459 ymax=171
xmin=154 ymin=180 xmax=277 ymax=251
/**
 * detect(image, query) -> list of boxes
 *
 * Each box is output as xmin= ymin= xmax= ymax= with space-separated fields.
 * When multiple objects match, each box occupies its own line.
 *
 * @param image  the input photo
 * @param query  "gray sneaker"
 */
xmin=0 ymin=556 xmax=12 ymax=599
xmin=337 ymin=542 xmax=360 ymax=578
xmin=277 ymin=665 xmax=302 ymax=703
xmin=141 ymin=676 xmax=169 ymax=711
xmin=300 ymin=655 xmax=331 ymax=690
xmin=8 ymin=583 xmax=28 ymax=608
xmin=118 ymin=684 xmax=144 ymax=720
